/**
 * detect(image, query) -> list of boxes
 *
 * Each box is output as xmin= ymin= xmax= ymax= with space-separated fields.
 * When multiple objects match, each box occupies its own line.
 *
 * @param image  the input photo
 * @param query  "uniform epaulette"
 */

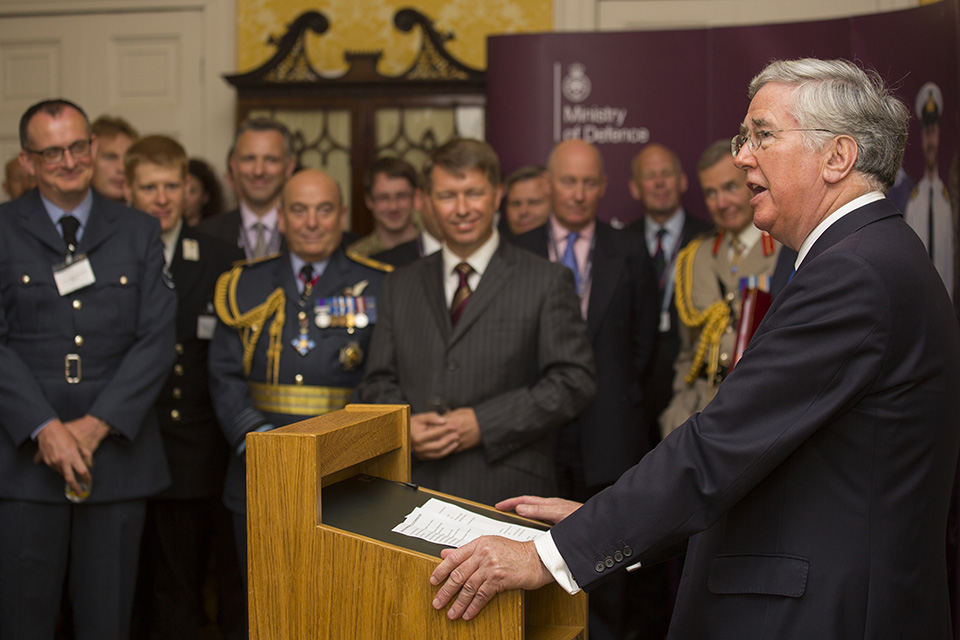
xmin=232 ymin=253 xmax=283 ymax=269
xmin=346 ymin=250 xmax=394 ymax=273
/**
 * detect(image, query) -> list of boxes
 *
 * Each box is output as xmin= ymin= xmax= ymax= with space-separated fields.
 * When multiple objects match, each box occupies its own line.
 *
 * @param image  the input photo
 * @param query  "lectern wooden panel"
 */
xmin=246 ymin=404 xmax=588 ymax=639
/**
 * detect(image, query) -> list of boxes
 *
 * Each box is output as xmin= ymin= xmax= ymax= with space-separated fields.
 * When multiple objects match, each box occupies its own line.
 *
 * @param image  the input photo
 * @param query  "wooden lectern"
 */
xmin=246 ymin=404 xmax=588 ymax=639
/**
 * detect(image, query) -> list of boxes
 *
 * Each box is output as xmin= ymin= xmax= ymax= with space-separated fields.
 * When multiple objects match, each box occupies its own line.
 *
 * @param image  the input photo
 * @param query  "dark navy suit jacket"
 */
xmin=553 ymin=199 xmax=960 ymax=639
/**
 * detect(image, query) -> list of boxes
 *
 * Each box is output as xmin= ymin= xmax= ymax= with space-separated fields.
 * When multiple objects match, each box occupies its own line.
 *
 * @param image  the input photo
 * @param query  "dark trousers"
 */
xmin=131 ymin=497 xmax=246 ymax=640
xmin=0 ymin=498 xmax=145 ymax=640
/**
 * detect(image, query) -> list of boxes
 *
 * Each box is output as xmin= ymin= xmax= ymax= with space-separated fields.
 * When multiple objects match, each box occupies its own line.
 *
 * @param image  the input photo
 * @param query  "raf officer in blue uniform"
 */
xmin=0 ymin=99 xmax=175 ymax=640
xmin=208 ymin=168 xmax=390 ymax=588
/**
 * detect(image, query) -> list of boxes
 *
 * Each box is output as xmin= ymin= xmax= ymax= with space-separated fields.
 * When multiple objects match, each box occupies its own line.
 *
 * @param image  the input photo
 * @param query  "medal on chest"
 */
xmin=292 ymin=310 xmax=316 ymax=356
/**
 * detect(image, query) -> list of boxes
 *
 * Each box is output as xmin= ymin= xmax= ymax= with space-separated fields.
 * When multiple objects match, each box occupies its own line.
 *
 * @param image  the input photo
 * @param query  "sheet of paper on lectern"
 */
xmin=392 ymin=497 xmax=544 ymax=548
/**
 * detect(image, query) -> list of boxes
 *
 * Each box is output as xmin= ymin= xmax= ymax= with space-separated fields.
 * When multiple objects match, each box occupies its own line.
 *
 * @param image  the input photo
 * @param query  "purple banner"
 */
xmin=487 ymin=1 xmax=959 ymax=231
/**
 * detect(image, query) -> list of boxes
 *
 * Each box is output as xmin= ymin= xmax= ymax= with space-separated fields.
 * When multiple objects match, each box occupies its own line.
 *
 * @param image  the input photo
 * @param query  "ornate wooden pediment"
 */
xmin=224 ymin=8 xmax=485 ymax=94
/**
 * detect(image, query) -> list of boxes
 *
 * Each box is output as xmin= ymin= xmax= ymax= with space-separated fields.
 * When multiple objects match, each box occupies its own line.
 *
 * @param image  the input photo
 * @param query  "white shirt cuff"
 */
xmin=534 ymin=531 xmax=581 ymax=595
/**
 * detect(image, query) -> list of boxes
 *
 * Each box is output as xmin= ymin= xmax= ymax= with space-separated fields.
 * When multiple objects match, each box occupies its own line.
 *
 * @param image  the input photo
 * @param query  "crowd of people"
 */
xmin=1 ymin=55 xmax=958 ymax=640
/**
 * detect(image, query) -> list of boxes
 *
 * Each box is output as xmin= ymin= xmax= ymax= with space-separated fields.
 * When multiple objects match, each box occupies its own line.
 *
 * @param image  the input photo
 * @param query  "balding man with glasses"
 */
xmin=0 ymin=99 xmax=175 ymax=640
xmin=430 ymin=59 xmax=960 ymax=640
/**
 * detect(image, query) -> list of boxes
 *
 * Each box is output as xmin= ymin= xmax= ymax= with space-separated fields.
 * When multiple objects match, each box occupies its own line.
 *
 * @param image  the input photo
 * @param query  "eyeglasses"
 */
xmin=731 ymin=128 xmax=835 ymax=157
xmin=25 ymin=139 xmax=92 ymax=165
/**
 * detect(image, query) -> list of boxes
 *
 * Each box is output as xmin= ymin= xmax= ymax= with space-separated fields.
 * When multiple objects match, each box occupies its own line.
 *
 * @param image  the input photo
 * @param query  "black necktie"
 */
xmin=60 ymin=214 xmax=80 ymax=254
xmin=653 ymin=228 xmax=667 ymax=286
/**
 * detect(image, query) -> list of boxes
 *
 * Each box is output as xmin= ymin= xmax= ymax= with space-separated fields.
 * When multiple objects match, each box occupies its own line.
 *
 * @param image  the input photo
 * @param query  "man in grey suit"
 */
xmin=431 ymin=59 xmax=960 ymax=639
xmin=358 ymin=139 xmax=596 ymax=506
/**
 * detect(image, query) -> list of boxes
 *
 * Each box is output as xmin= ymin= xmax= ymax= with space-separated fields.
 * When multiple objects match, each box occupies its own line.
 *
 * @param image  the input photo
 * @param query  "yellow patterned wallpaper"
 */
xmin=237 ymin=0 xmax=553 ymax=75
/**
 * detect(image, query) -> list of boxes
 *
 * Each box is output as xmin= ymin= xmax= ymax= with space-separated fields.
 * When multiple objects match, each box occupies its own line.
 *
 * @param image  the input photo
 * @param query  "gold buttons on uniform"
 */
xmin=119 ymin=276 xmax=128 ymax=285
xmin=175 ymin=343 xmax=184 ymax=355
xmin=294 ymin=374 xmax=304 ymax=385
xmin=170 ymin=409 xmax=181 ymax=421
xmin=74 ymin=335 xmax=84 ymax=347
xmin=72 ymin=299 xmax=82 ymax=310
xmin=172 ymin=387 xmax=182 ymax=399
xmin=720 ymin=352 xmax=729 ymax=364
xmin=21 ymin=275 xmax=30 ymax=284
xmin=174 ymin=364 xmax=184 ymax=376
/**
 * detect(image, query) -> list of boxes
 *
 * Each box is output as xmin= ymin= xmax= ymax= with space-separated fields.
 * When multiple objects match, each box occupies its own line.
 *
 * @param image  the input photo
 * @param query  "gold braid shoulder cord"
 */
xmin=214 ymin=265 xmax=286 ymax=386
xmin=673 ymin=237 xmax=731 ymax=385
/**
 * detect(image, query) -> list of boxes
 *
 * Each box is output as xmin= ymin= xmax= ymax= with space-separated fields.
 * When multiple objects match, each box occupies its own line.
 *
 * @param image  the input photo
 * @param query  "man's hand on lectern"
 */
xmin=496 ymin=495 xmax=582 ymax=524
xmin=430 ymin=536 xmax=553 ymax=621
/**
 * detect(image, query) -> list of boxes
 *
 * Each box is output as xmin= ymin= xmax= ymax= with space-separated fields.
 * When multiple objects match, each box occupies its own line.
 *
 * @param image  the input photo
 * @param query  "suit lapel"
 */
xmin=449 ymin=242 xmax=515 ymax=344
xmin=79 ymin=193 xmax=120 ymax=255
xmin=586 ymin=224 xmax=620 ymax=339
xmin=169 ymin=229 xmax=194 ymax=300
xmin=419 ymin=253 xmax=453 ymax=342
xmin=802 ymin=199 xmax=900 ymax=268
xmin=17 ymin=190 xmax=69 ymax=256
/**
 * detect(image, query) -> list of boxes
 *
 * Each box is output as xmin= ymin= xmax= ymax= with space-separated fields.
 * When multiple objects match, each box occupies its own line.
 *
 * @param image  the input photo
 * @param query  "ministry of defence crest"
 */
xmin=562 ymin=63 xmax=591 ymax=103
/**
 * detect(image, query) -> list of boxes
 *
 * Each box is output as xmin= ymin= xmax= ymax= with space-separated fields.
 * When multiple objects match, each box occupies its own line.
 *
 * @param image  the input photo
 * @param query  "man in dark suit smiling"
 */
xmin=359 ymin=139 xmax=595 ymax=507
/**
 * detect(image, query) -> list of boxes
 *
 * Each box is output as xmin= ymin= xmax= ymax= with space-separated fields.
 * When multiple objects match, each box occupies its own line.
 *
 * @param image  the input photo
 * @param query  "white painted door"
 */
xmin=0 ymin=2 xmax=235 ymax=203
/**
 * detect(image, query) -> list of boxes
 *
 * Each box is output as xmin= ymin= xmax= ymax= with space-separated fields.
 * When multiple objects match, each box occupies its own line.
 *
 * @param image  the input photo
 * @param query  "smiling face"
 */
xmin=365 ymin=173 xmax=418 ymax=234
xmin=125 ymin=161 xmax=185 ymax=233
xmin=733 ymin=82 xmax=830 ymax=250
xmin=19 ymin=106 xmax=96 ymax=211
xmin=429 ymin=165 xmax=502 ymax=259
xmin=698 ymin=155 xmax=754 ymax=234
xmin=231 ymin=129 xmax=294 ymax=214
xmin=278 ymin=169 xmax=346 ymax=264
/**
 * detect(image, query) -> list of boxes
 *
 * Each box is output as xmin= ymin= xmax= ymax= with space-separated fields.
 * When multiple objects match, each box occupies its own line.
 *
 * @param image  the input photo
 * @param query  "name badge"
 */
xmin=53 ymin=254 xmax=96 ymax=296
xmin=182 ymin=238 xmax=200 ymax=262
xmin=196 ymin=314 xmax=217 ymax=340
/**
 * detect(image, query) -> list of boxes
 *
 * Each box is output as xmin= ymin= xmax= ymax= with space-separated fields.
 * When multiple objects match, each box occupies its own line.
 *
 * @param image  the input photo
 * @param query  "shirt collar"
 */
xmin=160 ymin=218 xmax=183 ymax=266
xmin=289 ymin=252 xmax=332 ymax=284
xmin=795 ymin=191 xmax=885 ymax=269
xmin=240 ymin=200 xmax=279 ymax=231
xmin=645 ymin=207 xmax=685 ymax=245
xmin=548 ymin=214 xmax=595 ymax=243
xmin=731 ymin=223 xmax=763 ymax=252
xmin=42 ymin=188 xmax=94 ymax=230
xmin=442 ymin=228 xmax=500 ymax=279
xmin=421 ymin=230 xmax=443 ymax=256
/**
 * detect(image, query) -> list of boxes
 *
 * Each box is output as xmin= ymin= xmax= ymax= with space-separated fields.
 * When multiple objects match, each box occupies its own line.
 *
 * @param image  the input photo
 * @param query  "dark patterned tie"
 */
xmin=253 ymin=222 xmax=267 ymax=258
xmin=299 ymin=263 xmax=316 ymax=302
xmin=450 ymin=262 xmax=473 ymax=327
xmin=60 ymin=214 xmax=80 ymax=254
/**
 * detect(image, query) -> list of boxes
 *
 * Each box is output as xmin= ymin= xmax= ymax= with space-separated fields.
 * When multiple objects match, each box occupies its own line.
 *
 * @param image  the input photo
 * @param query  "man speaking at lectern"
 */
xmin=430 ymin=58 xmax=960 ymax=639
